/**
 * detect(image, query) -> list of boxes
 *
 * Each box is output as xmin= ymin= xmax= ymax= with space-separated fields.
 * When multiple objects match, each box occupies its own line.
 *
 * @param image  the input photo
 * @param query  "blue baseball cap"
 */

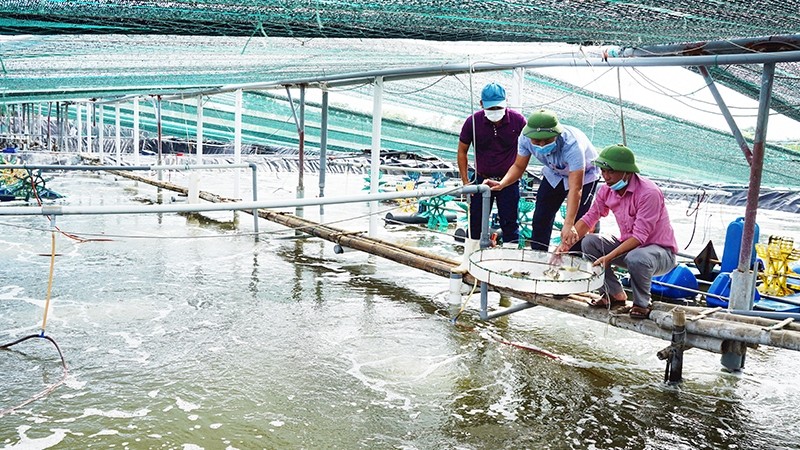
xmin=481 ymin=83 xmax=507 ymax=109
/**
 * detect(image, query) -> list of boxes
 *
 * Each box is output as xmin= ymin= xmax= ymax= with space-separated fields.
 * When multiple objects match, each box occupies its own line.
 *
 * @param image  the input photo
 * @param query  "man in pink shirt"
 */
xmin=558 ymin=144 xmax=677 ymax=319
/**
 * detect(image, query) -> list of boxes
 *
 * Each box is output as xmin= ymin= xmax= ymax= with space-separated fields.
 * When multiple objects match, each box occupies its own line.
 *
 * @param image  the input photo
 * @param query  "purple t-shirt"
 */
xmin=459 ymin=109 xmax=527 ymax=177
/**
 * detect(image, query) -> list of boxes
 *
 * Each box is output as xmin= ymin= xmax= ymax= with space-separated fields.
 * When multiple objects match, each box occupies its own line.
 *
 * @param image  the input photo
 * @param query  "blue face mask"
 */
xmin=609 ymin=177 xmax=628 ymax=191
xmin=532 ymin=141 xmax=557 ymax=156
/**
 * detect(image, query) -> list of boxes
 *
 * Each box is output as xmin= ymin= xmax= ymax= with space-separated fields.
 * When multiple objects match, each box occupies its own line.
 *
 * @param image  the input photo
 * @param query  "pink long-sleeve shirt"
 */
xmin=579 ymin=174 xmax=678 ymax=254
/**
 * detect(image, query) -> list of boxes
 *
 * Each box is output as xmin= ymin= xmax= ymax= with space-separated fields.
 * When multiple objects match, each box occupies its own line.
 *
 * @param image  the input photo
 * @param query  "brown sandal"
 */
xmin=629 ymin=305 xmax=651 ymax=319
xmin=588 ymin=297 xmax=627 ymax=308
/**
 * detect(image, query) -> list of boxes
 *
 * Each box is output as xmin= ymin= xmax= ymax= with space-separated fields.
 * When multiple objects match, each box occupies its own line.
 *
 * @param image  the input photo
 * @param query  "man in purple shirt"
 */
xmin=454 ymin=82 xmax=527 ymax=272
xmin=559 ymin=144 xmax=677 ymax=319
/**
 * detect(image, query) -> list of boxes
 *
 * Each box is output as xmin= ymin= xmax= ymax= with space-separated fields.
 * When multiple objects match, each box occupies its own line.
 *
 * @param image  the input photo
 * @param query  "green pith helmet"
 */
xmin=595 ymin=144 xmax=640 ymax=173
xmin=522 ymin=109 xmax=564 ymax=139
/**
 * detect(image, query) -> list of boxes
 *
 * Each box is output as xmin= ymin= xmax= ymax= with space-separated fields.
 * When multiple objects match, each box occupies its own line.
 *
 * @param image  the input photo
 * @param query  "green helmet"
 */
xmin=595 ymin=144 xmax=640 ymax=173
xmin=522 ymin=109 xmax=564 ymax=140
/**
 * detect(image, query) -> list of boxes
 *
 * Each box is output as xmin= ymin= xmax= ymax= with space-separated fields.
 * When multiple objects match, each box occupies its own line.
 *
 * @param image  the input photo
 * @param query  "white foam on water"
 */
xmin=269 ymin=420 xmax=284 ymax=427
xmin=63 ymin=375 xmax=86 ymax=390
xmin=89 ymin=429 xmax=118 ymax=437
xmin=209 ymin=423 xmax=222 ymax=429
xmin=0 ymin=324 xmax=41 ymax=337
xmin=181 ymin=444 xmax=204 ymax=450
xmin=108 ymin=332 xmax=142 ymax=349
xmin=4 ymin=425 xmax=69 ymax=450
xmin=80 ymin=407 xmax=150 ymax=419
xmin=0 ymin=285 xmax=27 ymax=300
xmin=486 ymin=362 xmax=521 ymax=422
xmin=148 ymin=389 xmax=159 ymax=398
xmin=176 ymin=397 xmax=200 ymax=412
xmin=344 ymin=354 xmax=414 ymax=411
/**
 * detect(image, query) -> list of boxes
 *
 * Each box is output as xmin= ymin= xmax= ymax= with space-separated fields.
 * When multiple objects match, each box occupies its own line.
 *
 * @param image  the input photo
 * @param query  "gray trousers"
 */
xmin=581 ymin=234 xmax=677 ymax=308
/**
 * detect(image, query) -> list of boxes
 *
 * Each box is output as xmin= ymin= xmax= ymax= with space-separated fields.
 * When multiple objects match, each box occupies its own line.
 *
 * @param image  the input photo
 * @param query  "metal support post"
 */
xmin=319 ymin=90 xmax=329 ymax=216
xmin=369 ymin=77 xmax=383 ymax=237
xmin=477 ymin=185 xmax=492 ymax=320
xmin=724 ymin=62 xmax=775 ymax=371
xmin=658 ymin=309 xmax=686 ymax=384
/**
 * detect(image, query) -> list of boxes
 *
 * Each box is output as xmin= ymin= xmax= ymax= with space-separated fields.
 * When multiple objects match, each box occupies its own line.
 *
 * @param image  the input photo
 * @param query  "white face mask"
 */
xmin=484 ymin=108 xmax=506 ymax=122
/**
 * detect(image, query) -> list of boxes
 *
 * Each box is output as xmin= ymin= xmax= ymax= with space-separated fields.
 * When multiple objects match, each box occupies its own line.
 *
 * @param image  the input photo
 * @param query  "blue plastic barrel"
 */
xmin=652 ymin=264 xmax=698 ymax=298
xmin=720 ymin=217 xmax=759 ymax=273
xmin=706 ymin=272 xmax=761 ymax=308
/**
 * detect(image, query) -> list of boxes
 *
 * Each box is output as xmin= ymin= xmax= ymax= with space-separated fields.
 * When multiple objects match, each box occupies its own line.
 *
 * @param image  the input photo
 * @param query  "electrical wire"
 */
xmin=0 ymin=334 xmax=69 ymax=418
xmin=0 ymin=224 xmax=68 ymax=417
xmin=683 ymin=189 xmax=708 ymax=250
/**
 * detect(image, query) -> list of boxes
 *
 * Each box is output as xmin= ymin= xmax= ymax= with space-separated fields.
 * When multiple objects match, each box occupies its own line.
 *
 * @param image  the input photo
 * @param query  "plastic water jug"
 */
xmin=651 ymin=264 xmax=698 ymax=298
xmin=706 ymin=272 xmax=760 ymax=308
xmin=720 ymin=217 xmax=759 ymax=273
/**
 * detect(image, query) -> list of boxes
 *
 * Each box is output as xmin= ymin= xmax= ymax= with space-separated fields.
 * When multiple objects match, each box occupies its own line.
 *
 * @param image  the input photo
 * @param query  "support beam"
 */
xmin=133 ymin=98 xmax=140 ymax=165
xmin=370 ymin=76 xmax=384 ymax=238
xmin=156 ymin=96 xmax=163 ymax=180
xmin=86 ymin=101 xmax=92 ymax=153
xmin=115 ymin=104 xmax=121 ymax=161
xmin=298 ymin=85 xmax=306 ymax=218
xmin=98 ymin=103 xmax=104 ymax=163
xmin=319 ymin=90 xmax=329 ymax=216
xmin=76 ymin=103 xmax=82 ymax=153
xmin=234 ymin=89 xmax=242 ymax=199
xmin=698 ymin=66 xmax=753 ymax=165
xmin=510 ymin=67 xmax=524 ymax=109
xmin=196 ymin=96 xmax=204 ymax=165
xmin=731 ymin=62 xmax=775 ymax=310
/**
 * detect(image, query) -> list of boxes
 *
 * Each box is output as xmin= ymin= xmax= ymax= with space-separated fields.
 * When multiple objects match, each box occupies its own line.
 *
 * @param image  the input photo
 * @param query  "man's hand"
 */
xmin=483 ymin=179 xmax=503 ymax=191
xmin=560 ymin=225 xmax=578 ymax=248
xmin=593 ymin=255 xmax=612 ymax=268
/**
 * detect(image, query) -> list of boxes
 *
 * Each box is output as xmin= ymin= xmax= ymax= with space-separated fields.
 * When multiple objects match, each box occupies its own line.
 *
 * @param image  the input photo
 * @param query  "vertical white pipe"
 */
xmin=36 ymin=103 xmax=42 ymax=149
xmin=133 ymin=98 xmax=140 ymax=166
xmin=296 ymin=85 xmax=306 ymax=219
xmin=86 ymin=102 xmax=93 ymax=153
xmin=62 ymin=103 xmax=68 ymax=151
xmin=369 ymin=76 xmax=384 ymax=238
xmin=196 ymin=96 xmax=204 ymax=165
xmin=115 ymin=104 xmax=121 ymax=162
xmin=98 ymin=104 xmax=104 ymax=163
xmin=318 ymin=90 xmax=329 ymax=217
xmin=510 ymin=67 xmax=524 ymax=109
xmin=234 ymin=89 xmax=242 ymax=199
xmin=76 ymin=103 xmax=83 ymax=153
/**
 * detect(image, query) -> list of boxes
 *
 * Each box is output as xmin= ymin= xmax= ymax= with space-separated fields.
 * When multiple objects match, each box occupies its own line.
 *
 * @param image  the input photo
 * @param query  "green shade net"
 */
xmin=24 ymin=70 xmax=791 ymax=188
xmin=1 ymin=2 xmax=799 ymax=189
xmin=2 ymin=0 xmax=800 ymax=45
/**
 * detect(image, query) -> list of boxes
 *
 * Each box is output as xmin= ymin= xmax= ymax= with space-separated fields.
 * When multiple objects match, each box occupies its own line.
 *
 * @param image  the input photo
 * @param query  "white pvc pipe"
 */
xmin=196 ymin=96 xmax=204 ymax=165
xmin=76 ymin=103 xmax=82 ymax=153
xmin=115 ymin=104 xmax=121 ymax=161
xmin=191 ymin=51 xmax=800 ymax=100
xmin=37 ymin=103 xmax=43 ymax=147
xmin=370 ymin=76 xmax=383 ymax=238
xmin=86 ymin=102 xmax=92 ymax=153
xmin=234 ymin=89 xmax=242 ymax=199
xmin=510 ymin=67 xmax=524 ymax=109
xmin=98 ymin=104 xmax=104 ymax=163
xmin=133 ymin=98 xmax=140 ymax=166
xmin=0 ymin=185 xmax=485 ymax=216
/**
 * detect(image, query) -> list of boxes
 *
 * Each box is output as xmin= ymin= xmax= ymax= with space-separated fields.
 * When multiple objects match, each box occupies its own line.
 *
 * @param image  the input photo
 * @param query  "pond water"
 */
xmin=1 ymin=163 xmax=800 ymax=449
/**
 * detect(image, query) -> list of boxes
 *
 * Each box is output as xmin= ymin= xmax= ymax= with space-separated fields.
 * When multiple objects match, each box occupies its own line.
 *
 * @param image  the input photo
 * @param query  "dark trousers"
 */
xmin=469 ymin=175 xmax=519 ymax=242
xmin=530 ymin=179 xmax=598 ymax=251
